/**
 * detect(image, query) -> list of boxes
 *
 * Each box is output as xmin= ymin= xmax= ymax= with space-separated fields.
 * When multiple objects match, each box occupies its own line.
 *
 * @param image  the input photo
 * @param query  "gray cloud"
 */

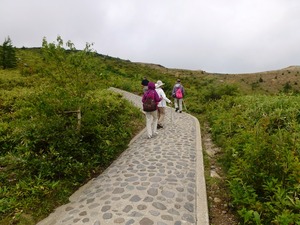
xmin=1 ymin=0 xmax=299 ymax=73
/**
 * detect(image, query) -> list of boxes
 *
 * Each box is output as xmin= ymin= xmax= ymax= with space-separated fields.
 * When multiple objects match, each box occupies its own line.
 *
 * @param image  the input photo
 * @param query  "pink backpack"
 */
xmin=175 ymin=87 xmax=183 ymax=99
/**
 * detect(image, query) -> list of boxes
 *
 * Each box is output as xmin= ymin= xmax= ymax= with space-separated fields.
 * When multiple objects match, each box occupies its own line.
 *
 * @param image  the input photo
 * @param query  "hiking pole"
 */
xmin=183 ymin=99 xmax=187 ymax=112
xmin=170 ymin=103 xmax=174 ymax=125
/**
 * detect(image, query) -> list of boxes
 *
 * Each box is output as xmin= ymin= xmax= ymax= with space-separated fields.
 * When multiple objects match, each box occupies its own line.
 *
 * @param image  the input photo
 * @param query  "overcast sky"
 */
xmin=1 ymin=0 xmax=299 ymax=74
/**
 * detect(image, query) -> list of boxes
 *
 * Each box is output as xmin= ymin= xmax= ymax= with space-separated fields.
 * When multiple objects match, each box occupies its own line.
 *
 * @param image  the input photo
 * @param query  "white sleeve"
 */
xmin=161 ymin=90 xmax=171 ymax=103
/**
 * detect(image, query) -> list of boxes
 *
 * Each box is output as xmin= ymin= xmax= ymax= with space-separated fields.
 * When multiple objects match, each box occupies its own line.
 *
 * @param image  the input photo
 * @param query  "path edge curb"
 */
xmin=192 ymin=115 xmax=210 ymax=225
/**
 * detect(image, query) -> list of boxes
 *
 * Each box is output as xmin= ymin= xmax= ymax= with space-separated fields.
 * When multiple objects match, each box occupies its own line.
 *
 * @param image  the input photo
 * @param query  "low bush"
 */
xmin=0 ymin=37 xmax=145 ymax=223
xmin=0 ymin=86 xmax=144 ymax=223
xmin=207 ymin=95 xmax=300 ymax=224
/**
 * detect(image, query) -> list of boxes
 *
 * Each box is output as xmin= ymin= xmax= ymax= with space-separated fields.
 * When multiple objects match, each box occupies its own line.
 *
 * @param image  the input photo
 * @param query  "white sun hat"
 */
xmin=156 ymin=80 xmax=164 ymax=88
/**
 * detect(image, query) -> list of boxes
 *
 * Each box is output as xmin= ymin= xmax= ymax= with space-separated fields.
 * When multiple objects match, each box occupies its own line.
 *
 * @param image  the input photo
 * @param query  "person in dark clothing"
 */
xmin=141 ymin=77 xmax=149 ymax=93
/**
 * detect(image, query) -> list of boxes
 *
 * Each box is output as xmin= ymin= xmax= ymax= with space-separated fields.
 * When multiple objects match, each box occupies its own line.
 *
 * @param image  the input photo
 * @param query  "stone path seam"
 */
xmin=37 ymin=87 xmax=209 ymax=225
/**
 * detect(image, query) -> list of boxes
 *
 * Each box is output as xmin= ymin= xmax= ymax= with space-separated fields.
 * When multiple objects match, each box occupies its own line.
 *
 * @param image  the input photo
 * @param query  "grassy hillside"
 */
xmin=143 ymin=63 xmax=300 ymax=95
xmin=1 ymin=39 xmax=299 ymax=224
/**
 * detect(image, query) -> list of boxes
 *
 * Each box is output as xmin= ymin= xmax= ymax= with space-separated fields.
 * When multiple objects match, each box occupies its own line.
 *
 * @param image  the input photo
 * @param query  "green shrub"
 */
xmin=0 ymin=86 xmax=144 ymax=221
xmin=0 ymin=37 xmax=145 ymax=223
xmin=207 ymin=95 xmax=300 ymax=224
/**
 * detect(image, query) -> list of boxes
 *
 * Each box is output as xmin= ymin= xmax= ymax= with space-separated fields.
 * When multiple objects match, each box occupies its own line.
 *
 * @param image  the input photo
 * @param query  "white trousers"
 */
xmin=145 ymin=110 xmax=158 ymax=137
xmin=174 ymin=98 xmax=183 ymax=111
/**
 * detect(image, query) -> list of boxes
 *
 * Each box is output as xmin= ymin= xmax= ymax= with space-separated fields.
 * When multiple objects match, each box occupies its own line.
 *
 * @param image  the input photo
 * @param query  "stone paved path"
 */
xmin=37 ymin=88 xmax=209 ymax=225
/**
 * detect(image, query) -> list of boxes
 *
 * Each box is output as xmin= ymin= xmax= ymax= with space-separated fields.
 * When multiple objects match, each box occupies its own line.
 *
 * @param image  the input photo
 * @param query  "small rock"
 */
xmin=210 ymin=170 xmax=221 ymax=178
xmin=214 ymin=197 xmax=221 ymax=203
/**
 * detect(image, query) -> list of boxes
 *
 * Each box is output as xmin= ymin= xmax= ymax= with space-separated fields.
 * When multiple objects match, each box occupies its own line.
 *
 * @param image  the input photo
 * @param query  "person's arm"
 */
xmin=154 ymin=91 xmax=161 ymax=103
xmin=158 ymin=89 xmax=163 ymax=100
xmin=172 ymin=86 xmax=176 ymax=97
xmin=161 ymin=90 xmax=171 ymax=103
xmin=142 ymin=92 xmax=147 ymax=103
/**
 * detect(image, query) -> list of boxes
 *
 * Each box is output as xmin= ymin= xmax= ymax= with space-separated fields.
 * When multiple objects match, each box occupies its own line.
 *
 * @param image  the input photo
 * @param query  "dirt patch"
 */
xmin=202 ymin=125 xmax=239 ymax=225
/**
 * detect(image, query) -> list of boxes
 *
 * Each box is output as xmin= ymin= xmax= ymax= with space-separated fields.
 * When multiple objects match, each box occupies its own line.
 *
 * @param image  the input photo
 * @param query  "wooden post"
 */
xmin=64 ymin=108 xmax=81 ymax=131
xmin=77 ymin=108 xmax=81 ymax=130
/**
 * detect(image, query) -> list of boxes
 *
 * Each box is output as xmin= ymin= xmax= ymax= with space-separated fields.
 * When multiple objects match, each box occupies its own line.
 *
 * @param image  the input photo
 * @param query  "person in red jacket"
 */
xmin=142 ymin=82 xmax=161 ymax=138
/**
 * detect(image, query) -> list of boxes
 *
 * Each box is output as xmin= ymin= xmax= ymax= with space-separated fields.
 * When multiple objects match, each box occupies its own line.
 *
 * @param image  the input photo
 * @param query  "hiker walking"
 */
xmin=141 ymin=76 xmax=149 ymax=93
xmin=155 ymin=80 xmax=172 ymax=129
xmin=172 ymin=79 xmax=185 ymax=113
xmin=142 ymin=82 xmax=161 ymax=139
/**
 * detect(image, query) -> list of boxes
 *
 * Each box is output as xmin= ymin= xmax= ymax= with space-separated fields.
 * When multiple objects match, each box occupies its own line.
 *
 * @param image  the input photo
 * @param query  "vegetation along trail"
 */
xmin=1 ymin=37 xmax=300 ymax=224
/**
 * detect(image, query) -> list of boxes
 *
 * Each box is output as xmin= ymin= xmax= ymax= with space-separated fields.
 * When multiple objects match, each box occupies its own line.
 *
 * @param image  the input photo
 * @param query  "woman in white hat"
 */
xmin=155 ymin=80 xmax=172 ymax=129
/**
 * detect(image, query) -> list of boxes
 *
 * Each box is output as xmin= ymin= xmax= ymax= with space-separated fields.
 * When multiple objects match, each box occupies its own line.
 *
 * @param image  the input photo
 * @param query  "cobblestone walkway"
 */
xmin=37 ymin=88 xmax=208 ymax=225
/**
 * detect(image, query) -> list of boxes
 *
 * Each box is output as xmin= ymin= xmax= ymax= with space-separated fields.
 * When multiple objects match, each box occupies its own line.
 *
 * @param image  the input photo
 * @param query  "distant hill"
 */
xmin=137 ymin=62 xmax=300 ymax=94
xmin=211 ymin=65 xmax=300 ymax=94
